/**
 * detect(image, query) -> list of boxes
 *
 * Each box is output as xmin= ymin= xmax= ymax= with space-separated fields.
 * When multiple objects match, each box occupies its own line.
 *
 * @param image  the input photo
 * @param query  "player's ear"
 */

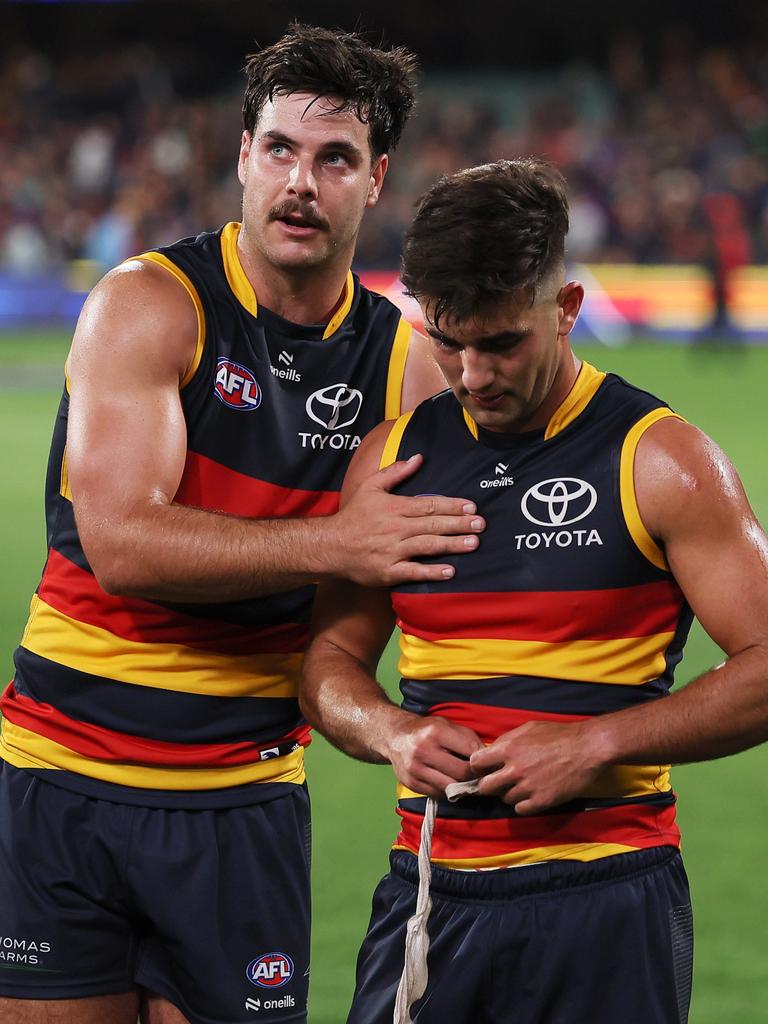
xmin=557 ymin=281 xmax=585 ymax=337
xmin=237 ymin=131 xmax=252 ymax=187
xmin=366 ymin=154 xmax=389 ymax=208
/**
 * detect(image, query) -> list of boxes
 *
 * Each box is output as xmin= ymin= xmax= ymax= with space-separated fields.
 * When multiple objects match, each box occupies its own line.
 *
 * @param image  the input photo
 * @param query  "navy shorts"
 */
xmin=0 ymin=762 xmax=310 ymax=1023
xmin=349 ymin=846 xmax=693 ymax=1024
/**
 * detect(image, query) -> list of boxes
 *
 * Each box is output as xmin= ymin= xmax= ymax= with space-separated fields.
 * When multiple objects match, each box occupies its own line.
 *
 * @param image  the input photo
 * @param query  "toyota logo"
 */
xmin=520 ymin=477 xmax=597 ymax=527
xmin=305 ymin=384 xmax=363 ymax=430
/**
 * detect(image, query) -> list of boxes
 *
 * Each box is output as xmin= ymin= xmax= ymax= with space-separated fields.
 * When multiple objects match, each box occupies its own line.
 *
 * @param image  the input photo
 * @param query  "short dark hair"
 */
xmin=401 ymin=158 xmax=570 ymax=328
xmin=242 ymin=23 xmax=418 ymax=158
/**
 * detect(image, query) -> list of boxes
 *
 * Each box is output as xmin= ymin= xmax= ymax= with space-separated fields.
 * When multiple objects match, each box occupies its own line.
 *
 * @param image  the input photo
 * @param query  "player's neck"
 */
xmin=237 ymin=239 xmax=352 ymax=327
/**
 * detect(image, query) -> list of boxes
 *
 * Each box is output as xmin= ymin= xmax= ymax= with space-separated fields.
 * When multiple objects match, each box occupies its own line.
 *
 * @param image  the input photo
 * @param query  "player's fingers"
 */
xmin=410 ymin=766 xmax=464 ymax=798
xmin=470 ymin=745 xmax=507 ymax=773
xmin=475 ymin=767 xmax=519 ymax=799
xmin=398 ymin=534 xmax=481 ymax=561
xmin=422 ymin=751 xmax=477 ymax=783
xmin=512 ymin=798 xmax=541 ymax=816
xmin=398 ymin=513 xmax=485 ymax=537
xmin=373 ymin=454 xmax=425 ymax=491
xmin=401 ymin=496 xmax=484 ymax=522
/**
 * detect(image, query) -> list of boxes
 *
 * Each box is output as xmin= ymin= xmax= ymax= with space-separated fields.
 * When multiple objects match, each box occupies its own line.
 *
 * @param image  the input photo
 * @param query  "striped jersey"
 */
xmin=382 ymin=362 xmax=694 ymax=867
xmin=2 ymin=221 xmax=410 ymax=807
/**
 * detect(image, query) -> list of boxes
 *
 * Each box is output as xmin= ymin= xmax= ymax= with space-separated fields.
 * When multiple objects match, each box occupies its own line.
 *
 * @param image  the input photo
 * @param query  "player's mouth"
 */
xmin=468 ymin=391 xmax=505 ymax=409
xmin=270 ymin=204 xmax=328 ymax=237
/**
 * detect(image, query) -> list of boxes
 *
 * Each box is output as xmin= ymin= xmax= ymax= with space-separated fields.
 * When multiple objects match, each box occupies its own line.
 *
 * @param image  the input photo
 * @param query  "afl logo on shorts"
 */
xmin=214 ymin=358 xmax=262 ymax=410
xmin=246 ymin=952 xmax=294 ymax=989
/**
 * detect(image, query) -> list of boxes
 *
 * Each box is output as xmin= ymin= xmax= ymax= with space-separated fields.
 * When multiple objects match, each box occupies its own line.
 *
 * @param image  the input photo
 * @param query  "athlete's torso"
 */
xmin=385 ymin=362 xmax=693 ymax=867
xmin=2 ymin=222 xmax=410 ymax=807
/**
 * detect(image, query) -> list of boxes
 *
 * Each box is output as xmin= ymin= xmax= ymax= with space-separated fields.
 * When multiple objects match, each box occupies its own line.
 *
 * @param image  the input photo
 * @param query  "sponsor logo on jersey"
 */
xmin=245 ymin=994 xmax=297 ymax=1012
xmin=259 ymin=746 xmax=281 ymax=761
xmin=515 ymin=477 xmax=602 ymax=550
xmin=246 ymin=952 xmax=294 ymax=989
xmin=305 ymin=384 xmax=363 ymax=430
xmin=480 ymin=462 xmax=515 ymax=489
xmin=521 ymin=477 xmax=597 ymax=527
xmin=0 ymin=936 xmax=52 ymax=965
xmin=271 ymin=351 xmax=301 ymax=382
xmin=214 ymin=358 xmax=262 ymax=410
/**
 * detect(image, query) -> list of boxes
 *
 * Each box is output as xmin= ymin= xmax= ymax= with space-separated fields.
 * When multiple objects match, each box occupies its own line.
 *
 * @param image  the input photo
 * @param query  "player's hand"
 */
xmin=333 ymin=453 xmax=485 ymax=586
xmin=385 ymin=712 xmax=485 ymax=798
xmin=470 ymin=720 xmax=605 ymax=815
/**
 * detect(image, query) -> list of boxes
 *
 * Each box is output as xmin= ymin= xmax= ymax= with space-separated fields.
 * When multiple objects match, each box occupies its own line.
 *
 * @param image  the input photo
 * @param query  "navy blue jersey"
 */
xmin=3 ymin=222 xmax=411 ymax=807
xmin=380 ymin=362 xmax=693 ymax=865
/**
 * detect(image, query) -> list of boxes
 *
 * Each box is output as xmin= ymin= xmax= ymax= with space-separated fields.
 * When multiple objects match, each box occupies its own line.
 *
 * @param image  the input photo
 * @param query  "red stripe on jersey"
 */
xmin=1 ymin=686 xmax=311 ymax=766
xmin=39 ymin=549 xmax=308 ymax=655
xmin=396 ymin=800 xmax=680 ymax=859
xmin=175 ymin=450 xmax=340 ymax=518
xmin=429 ymin=703 xmax=585 ymax=744
xmin=392 ymin=582 xmax=684 ymax=643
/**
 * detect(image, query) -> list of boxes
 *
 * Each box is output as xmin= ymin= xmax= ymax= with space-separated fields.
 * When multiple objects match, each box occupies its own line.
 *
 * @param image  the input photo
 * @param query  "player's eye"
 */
xmin=324 ymin=152 xmax=348 ymax=166
xmin=270 ymin=143 xmax=289 ymax=157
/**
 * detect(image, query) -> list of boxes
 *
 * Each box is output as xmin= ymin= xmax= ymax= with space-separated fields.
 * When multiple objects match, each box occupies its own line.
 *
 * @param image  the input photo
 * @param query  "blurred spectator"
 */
xmin=2 ymin=35 xmax=768 ymax=279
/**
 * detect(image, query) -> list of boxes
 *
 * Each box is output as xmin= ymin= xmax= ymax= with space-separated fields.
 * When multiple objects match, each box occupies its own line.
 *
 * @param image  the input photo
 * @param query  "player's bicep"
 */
xmin=636 ymin=419 xmax=768 ymax=657
xmin=66 ymin=264 xmax=197 ymax=541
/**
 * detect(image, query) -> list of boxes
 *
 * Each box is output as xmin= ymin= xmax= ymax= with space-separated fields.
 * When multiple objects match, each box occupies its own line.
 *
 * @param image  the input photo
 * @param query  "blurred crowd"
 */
xmin=2 ymin=34 xmax=768 ymax=284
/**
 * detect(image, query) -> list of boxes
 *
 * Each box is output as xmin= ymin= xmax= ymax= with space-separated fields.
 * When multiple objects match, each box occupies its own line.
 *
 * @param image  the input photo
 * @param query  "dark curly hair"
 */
xmin=242 ymin=23 xmax=418 ymax=159
xmin=401 ymin=159 xmax=570 ymax=329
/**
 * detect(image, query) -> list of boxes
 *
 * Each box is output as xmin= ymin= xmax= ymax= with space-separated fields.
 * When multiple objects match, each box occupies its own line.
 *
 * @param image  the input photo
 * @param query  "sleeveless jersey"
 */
xmin=2 ymin=221 xmax=410 ymax=807
xmin=382 ymin=362 xmax=694 ymax=867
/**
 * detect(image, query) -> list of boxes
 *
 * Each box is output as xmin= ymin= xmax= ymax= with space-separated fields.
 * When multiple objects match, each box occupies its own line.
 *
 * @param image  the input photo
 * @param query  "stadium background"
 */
xmin=2 ymin=1 xmax=767 ymax=1020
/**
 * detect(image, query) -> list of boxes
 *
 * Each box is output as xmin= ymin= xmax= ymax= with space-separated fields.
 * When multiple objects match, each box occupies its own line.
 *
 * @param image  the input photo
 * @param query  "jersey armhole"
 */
xmin=131 ymin=252 xmax=206 ymax=389
xmin=384 ymin=318 xmax=413 ymax=420
xmin=619 ymin=407 xmax=687 ymax=571
xmin=379 ymin=411 xmax=415 ymax=470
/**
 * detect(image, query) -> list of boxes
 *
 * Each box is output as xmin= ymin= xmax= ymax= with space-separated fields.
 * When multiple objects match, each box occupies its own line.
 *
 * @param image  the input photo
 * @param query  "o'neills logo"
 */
xmin=515 ymin=477 xmax=602 ymax=551
xmin=480 ymin=461 xmax=514 ymax=489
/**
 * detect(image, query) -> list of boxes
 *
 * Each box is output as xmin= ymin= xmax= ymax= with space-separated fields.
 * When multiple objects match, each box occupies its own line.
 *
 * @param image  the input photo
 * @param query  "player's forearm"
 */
xmin=588 ymin=643 xmax=768 ymax=767
xmin=82 ymin=500 xmax=346 ymax=602
xmin=300 ymin=640 xmax=410 ymax=764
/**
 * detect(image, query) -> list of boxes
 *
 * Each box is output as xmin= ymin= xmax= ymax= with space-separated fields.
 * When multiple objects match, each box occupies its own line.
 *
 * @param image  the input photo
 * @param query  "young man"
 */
xmin=0 ymin=25 xmax=485 ymax=1024
xmin=301 ymin=158 xmax=768 ymax=1023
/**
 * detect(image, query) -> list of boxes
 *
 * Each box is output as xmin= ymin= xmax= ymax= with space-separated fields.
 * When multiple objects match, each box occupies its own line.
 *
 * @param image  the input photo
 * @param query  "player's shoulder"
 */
xmin=69 ymin=255 xmax=199 ymax=379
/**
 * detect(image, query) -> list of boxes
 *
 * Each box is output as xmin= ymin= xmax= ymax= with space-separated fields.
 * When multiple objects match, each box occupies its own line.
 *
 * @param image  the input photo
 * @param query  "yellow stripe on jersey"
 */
xmin=60 ymin=449 xmax=72 ymax=502
xmin=379 ymin=411 xmax=415 ymax=471
xmin=620 ymin=408 xmax=687 ymax=571
xmin=462 ymin=407 xmax=479 ymax=440
xmin=392 ymin=841 xmax=640 ymax=869
xmin=398 ymin=632 xmax=673 ymax=685
xmin=219 ymin=221 xmax=258 ymax=317
xmin=132 ymin=251 xmax=206 ymax=388
xmin=0 ymin=720 xmax=306 ymax=790
xmin=396 ymin=760 xmax=671 ymax=804
xmin=22 ymin=596 xmax=302 ymax=698
xmin=323 ymin=272 xmax=355 ymax=339
xmin=544 ymin=361 xmax=606 ymax=440
xmin=384 ymin=318 xmax=413 ymax=419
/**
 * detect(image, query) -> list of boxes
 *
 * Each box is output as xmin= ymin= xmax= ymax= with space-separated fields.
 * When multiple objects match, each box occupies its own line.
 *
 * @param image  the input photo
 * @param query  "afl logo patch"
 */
xmin=521 ymin=477 xmax=597 ymax=527
xmin=214 ymin=358 xmax=262 ymax=410
xmin=246 ymin=952 xmax=294 ymax=989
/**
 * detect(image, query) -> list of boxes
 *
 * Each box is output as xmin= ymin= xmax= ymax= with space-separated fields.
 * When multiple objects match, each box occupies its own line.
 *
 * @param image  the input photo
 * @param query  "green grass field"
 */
xmin=1 ymin=329 xmax=767 ymax=1022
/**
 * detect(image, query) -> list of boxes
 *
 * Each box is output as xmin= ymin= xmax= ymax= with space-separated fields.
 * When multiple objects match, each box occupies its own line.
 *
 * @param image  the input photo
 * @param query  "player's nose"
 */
xmin=461 ymin=349 xmax=495 ymax=392
xmin=286 ymin=157 xmax=318 ymax=199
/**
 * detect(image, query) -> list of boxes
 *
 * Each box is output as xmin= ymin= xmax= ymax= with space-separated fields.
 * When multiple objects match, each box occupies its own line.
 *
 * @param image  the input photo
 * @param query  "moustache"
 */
xmin=269 ymin=202 xmax=329 ymax=231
